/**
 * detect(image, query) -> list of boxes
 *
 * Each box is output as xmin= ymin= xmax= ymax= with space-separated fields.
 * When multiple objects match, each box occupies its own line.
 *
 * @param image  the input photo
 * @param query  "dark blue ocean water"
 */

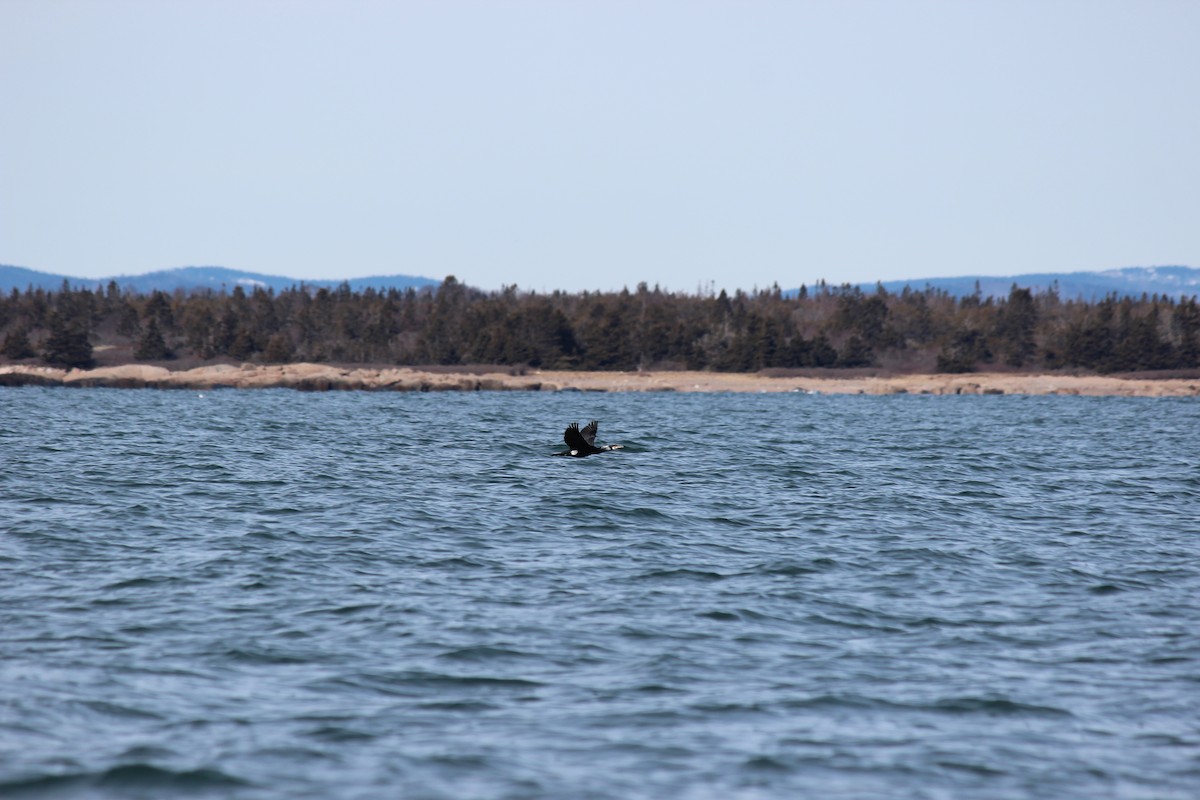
xmin=1 ymin=387 xmax=1198 ymax=799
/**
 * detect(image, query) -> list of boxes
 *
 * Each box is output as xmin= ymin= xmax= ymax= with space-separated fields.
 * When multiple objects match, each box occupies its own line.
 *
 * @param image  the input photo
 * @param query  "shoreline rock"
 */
xmin=0 ymin=363 xmax=1197 ymax=397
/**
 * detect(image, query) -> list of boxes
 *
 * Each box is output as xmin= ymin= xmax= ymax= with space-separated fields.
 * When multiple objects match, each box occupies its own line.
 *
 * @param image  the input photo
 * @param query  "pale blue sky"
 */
xmin=2 ymin=0 xmax=1197 ymax=293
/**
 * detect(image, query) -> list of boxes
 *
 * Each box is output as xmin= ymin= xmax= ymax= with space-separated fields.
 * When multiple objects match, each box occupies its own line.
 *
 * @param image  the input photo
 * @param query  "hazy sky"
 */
xmin=2 ymin=1 xmax=1197 ymax=293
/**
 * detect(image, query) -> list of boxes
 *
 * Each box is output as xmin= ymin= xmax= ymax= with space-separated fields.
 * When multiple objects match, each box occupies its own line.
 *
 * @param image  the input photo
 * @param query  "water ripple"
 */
xmin=1 ymin=389 xmax=1198 ymax=799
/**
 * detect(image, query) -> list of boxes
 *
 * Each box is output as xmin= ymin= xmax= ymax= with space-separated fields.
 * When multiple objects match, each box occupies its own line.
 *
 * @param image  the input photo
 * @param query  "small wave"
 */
xmin=935 ymin=759 xmax=1008 ymax=776
xmin=222 ymin=646 xmax=312 ymax=665
xmin=436 ymin=645 xmax=538 ymax=662
xmin=691 ymin=701 xmax=772 ymax=717
xmin=705 ymin=515 xmax=753 ymax=527
xmin=696 ymin=608 xmax=777 ymax=623
xmin=342 ymin=669 xmax=543 ymax=694
xmin=742 ymin=755 xmax=792 ymax=772
xmin=1146 ymin=655 xmax=1194 ymax=666
xmin=781 ymin=694 xmax=895 ymax=711
xmin=878 ymin=546 xmax=975 ymax=564
xmin=416 ymin=700 xmax=499 ymax=712
xmin=100 ymin=764 xmax=250 ymax=792
xmin=302 ymin=724 xmax=377 ymax=742
xmin=629 ymin=568 xmax=728 ymax=582
xmin=297 ymin=602 xmax=383 ymax=617
xmin=102 ymin=575 xmax=181 ymax=590
xmin=742 ymin=558 xmax=839 ymax=576
xmin=82 ymin=700 xmax=165 ymax=721
xmin=631 ymin=683 xmax=685 ymax=694
xmin=119 ymin=746 xmax=177 ymax=761
xmin=0 ymin=764 xmax=250 ymax=797
xmin=418 ymin=556 xmax=496 ymax=569
xmin=626 ymin=507 xmax=672 ymax=519
xmin=953 ymin=487 xmax=1007 ymax=499
xmin=781 ymin=693 xmax=1073 ymax=718
xmin=928 ymin=696 xmax=1074 ymax=718
xmin=804 ymin=613 xmax=906 ymax=634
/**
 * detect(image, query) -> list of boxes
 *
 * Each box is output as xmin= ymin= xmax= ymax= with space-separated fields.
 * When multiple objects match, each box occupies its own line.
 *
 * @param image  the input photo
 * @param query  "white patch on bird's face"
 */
xmin=571 ymin=450 xmax=579 ymax=456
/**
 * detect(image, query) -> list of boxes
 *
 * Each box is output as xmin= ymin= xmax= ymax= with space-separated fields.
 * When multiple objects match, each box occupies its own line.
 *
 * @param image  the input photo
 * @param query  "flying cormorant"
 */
xmin=552 ymin=420 xmax=625 ymax=457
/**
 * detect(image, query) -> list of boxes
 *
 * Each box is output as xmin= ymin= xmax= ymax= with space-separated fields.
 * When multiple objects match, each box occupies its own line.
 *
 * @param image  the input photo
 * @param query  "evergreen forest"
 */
xmin=2 ymin=277 xmax=1199 ymax=374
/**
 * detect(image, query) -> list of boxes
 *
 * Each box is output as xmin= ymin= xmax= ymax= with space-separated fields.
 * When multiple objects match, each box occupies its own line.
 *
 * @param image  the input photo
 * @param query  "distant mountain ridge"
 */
xmin=835 ymin=266 xmax=1200 ymax=300
xmin=2 ymin=263 xmax=1197 ymax=299
xmin=0 ymin=265 xmax=441 ymax=294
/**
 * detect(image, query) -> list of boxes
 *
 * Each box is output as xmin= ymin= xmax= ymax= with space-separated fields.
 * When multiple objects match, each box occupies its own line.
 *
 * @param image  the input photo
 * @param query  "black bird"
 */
xmin=552 ymin=420 xmax=625 ymax=458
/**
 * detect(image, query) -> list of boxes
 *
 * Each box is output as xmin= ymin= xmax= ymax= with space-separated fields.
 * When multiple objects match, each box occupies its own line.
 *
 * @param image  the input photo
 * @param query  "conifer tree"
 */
xmin=263 ymin=333 xmax=294 ymax=364
xmin=2 ymin=327 xmax=36 ymax=359
xmin=134 ymin=317 xmax=173 ymax=360
xmin=41 ymin=310 xmax=94 ymax=368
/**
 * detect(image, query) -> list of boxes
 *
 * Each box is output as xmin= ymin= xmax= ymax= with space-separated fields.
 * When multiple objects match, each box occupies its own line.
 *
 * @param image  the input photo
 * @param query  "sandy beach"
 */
xmin=1 ymin=362 xmax=1198 ymax=396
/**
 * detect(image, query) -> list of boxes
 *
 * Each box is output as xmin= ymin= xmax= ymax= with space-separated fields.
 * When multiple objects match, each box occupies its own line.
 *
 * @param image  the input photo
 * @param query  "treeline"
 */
xmin=2 ymin=277 xmax=1199 ymax=373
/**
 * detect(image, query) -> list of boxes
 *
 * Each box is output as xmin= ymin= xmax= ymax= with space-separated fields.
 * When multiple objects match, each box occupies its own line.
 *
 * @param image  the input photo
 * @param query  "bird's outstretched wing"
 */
xmin=564 ymin=422 xmax=589 ymax=450
xmin=581 ymin=420 xmax=599 ymax=446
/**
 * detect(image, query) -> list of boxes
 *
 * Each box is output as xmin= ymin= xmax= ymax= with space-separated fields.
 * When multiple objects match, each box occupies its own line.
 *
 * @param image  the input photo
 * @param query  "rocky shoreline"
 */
xmin=1 ymin=363 xmax=1198 ymax=396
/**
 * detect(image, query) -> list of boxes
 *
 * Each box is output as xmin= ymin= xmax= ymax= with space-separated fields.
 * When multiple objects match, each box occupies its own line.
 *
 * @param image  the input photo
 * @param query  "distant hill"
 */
xmin=4 ymin=263 xmax=1198 ymax=300
xmin=0 ymin=264 xmax=441 ymax=294
xmin=817 ymin=266 xmax=1200 ymax=300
